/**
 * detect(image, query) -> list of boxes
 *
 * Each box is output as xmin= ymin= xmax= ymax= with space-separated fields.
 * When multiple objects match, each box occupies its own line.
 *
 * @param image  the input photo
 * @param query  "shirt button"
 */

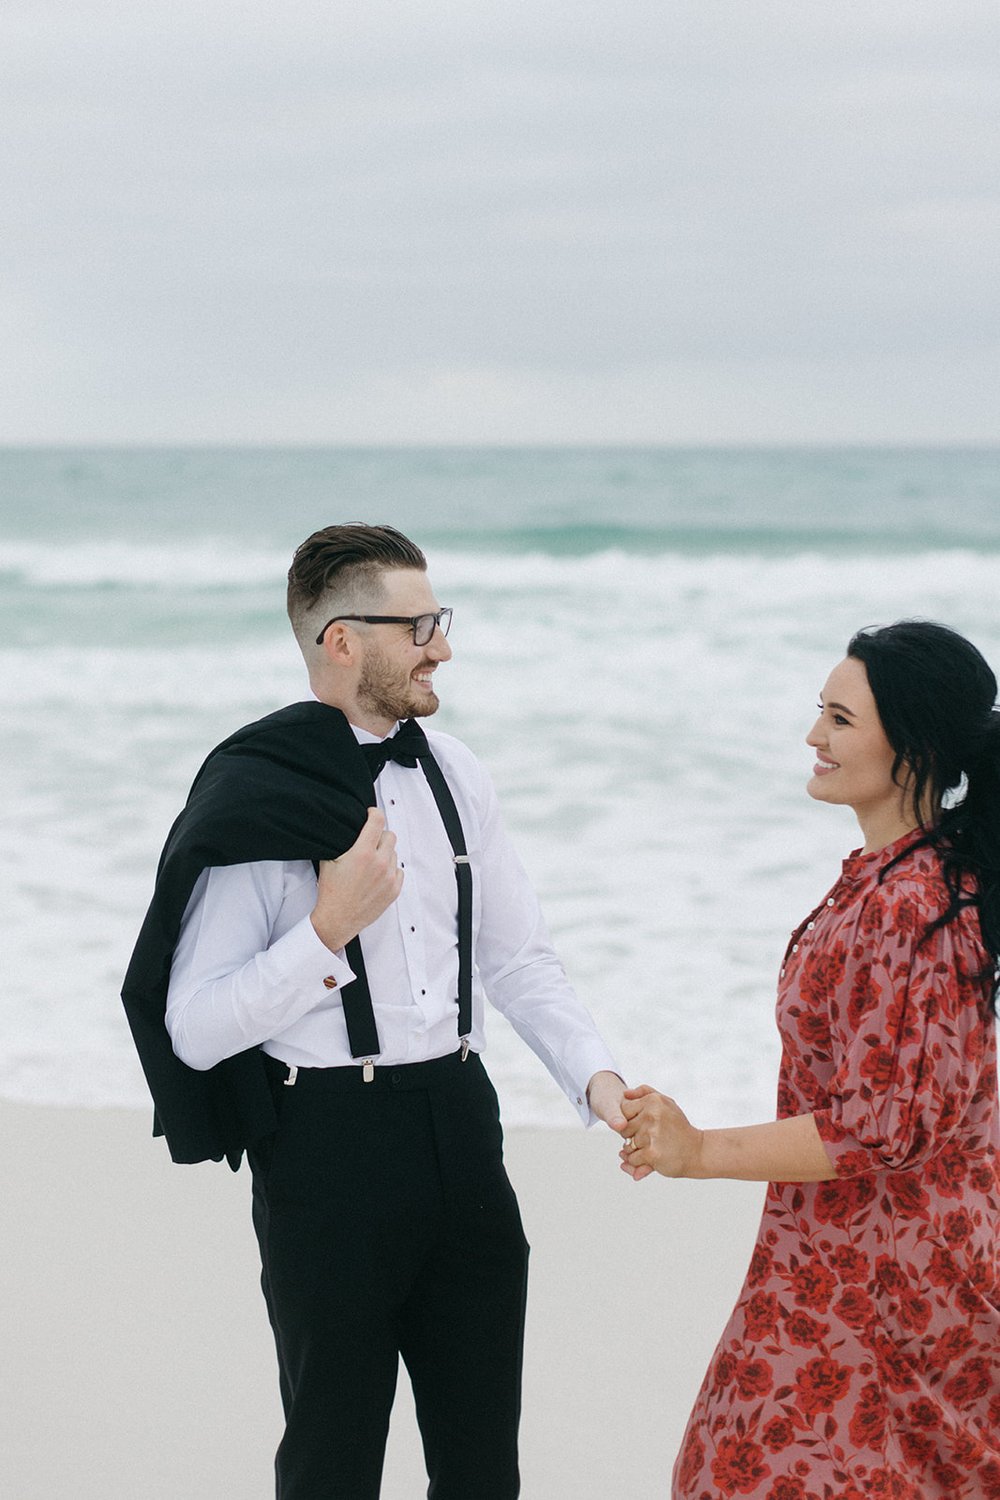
xmin=827 ymin=898 xmax=835 ymax=907
xmin=792 ymin=944 xmax=799 ymax=953
xmin=322 ymin=975 xmax=338 ymax=990
xmin=576 ymin=1096 xmax=583 ymax=1106
xmin=807 ymin=922 xmax=815 ymax=930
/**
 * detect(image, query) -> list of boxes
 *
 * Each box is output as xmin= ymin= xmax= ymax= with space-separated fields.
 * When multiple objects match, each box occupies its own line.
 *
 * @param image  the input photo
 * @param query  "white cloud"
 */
xmin=1 ymin=0 xmax=997 ymax=441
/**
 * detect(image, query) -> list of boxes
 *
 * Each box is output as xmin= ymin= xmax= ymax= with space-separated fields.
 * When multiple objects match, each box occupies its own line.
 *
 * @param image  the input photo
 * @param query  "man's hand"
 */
xmin=586 ymin=1071 xmax=628 ymax=1134
xmin=310 ymin=807 xmax=404 ymax=953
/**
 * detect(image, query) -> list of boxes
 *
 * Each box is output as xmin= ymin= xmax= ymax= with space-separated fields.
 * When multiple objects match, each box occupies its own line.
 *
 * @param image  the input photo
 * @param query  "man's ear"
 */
xmin=319 ymin=622 xmax=360 ymax=668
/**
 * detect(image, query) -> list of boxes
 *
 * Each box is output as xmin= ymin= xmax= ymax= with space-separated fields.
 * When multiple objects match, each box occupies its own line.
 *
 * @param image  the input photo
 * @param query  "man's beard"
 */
xmin=357 ymin=641 xmax=439 ymax=723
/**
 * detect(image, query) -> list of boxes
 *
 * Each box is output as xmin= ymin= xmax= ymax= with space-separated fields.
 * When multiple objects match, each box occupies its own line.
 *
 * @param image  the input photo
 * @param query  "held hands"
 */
xmin=618 ymin=1085 xmax=704 ymax=1182
xmin=310 ymin=807 xmax=404 ymax=954
xmin=584 ymin=1075 xmax=692 ymax=1183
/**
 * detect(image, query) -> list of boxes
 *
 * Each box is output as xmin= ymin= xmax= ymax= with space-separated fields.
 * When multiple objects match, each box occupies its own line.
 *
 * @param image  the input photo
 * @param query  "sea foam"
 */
xmin=3 ymin=540 xmax=999 ymax=1124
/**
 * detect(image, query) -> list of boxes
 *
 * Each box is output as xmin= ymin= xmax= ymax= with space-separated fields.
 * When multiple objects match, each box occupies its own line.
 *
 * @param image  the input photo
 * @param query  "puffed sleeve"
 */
xmin=814 ymin=881 xmax=990 ymax=1178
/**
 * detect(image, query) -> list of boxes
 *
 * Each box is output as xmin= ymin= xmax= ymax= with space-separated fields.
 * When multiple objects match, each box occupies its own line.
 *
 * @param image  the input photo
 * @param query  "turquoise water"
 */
xmin=2 ymin=446 xmax=997 ymax=1122
xmin=3 ymin=445 xmax=998 ymax=553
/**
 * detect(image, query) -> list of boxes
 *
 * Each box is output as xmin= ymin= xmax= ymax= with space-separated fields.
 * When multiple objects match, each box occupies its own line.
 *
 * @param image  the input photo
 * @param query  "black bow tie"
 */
xmin=360 ymin=719 xmax=430 ymax=780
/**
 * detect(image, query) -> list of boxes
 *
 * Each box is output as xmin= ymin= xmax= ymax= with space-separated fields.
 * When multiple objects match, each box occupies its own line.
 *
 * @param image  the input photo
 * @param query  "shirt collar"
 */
xmin=840 ymin=827 xmax=925 ymax=886
xmin=305 ymin=693 xmax=399 ymax=746
xmin=350 ymin=721 xmax=401 ymax=746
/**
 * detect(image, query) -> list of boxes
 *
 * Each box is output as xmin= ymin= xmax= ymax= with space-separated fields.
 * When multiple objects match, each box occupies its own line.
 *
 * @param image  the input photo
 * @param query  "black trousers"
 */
xmin=250 ymin=1051 xmax=530 ymax=1499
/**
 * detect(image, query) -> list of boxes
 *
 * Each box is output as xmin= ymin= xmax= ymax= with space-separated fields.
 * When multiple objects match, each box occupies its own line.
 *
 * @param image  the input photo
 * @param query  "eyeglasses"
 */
xmin=315 ymin=608 xmax=453 ymax=648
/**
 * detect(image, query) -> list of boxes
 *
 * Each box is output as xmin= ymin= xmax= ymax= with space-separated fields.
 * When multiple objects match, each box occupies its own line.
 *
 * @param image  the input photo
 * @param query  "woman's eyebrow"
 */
xmin=822 ymin=699 xmax=857 ymax=718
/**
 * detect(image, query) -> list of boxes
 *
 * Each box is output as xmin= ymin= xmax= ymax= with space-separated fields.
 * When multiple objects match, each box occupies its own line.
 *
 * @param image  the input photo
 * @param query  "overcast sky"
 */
xmin=2 ymin=0 xmax=998 ymax=444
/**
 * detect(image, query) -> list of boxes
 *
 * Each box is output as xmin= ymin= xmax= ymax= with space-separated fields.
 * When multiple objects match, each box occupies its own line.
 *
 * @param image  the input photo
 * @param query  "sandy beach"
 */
xmin=1 ymin=1100 xmax=764 ymax=1499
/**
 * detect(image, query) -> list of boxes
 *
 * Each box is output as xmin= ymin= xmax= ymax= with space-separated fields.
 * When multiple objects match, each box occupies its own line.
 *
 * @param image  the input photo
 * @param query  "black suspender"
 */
xmin=341 ymin=735 xmax=473 ymax=1064
xmin=418 ymin=751 xmax=474 ymax=1046
xmin=341 ymin=937 xmax=381 ymax=1060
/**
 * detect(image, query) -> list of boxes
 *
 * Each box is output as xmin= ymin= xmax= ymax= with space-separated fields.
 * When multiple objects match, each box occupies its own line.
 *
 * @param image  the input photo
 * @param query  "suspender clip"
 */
xmin=454 ymin=854 xmax=471 ymax=865
xmin=460 ymin=1038 xmax=470 ymax=1062
xmin=283 ymin=1065 xmax=298 ymax=1087
xmin=362 ymin=1060 xmax=375 ymax=1083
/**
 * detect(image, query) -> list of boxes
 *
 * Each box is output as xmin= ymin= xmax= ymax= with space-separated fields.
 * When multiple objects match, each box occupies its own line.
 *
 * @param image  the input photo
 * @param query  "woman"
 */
xmin=622 ymin=621 xmax=1000 ymax=1500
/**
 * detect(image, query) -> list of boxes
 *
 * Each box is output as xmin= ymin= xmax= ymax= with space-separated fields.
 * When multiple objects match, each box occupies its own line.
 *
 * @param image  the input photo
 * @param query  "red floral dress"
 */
xmin=673 ymin=832 xmax=1000 ymax=1500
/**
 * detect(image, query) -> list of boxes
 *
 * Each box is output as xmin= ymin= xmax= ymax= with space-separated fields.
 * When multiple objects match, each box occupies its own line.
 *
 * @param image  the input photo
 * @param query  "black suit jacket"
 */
xmin=121 ymin=701 xmax=374 ymax=1169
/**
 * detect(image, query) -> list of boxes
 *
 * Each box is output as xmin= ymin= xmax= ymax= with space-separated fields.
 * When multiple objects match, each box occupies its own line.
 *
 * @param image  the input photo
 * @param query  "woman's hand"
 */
xmin=619 ymin=1085 xmax=704 ymax=1180
xmin=619 ymin=1093 xmax=836 ymax=1183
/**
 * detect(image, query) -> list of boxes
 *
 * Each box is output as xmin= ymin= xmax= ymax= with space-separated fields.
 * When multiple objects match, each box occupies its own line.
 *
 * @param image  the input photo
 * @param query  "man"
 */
xmin=122 ymin=523 xmax=626 ymax=1499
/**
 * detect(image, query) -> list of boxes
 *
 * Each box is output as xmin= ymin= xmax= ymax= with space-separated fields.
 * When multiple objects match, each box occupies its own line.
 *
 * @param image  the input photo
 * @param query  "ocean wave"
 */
xmin=0 ymin=537 xmax=289 ymax=588
xmin=2 ymin=533 xmax=998 ymax=593
xmin=424 ymin=520 xmax=1000 ymax=557
xmin=5 ymin=537 xmax=1000 ymax=1118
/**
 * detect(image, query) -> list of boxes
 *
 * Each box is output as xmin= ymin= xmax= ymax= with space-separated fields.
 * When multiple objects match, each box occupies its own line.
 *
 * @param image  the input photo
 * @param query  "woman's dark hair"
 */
xmin=847 ymin=619 xmax=1000 ymax=1012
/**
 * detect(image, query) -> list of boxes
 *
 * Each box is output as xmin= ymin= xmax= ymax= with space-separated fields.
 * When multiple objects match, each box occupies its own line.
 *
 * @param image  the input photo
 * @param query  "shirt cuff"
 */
xmin=269 ymin=916 xmax=357 ymax=999
xmin=569 ymin=1045 xmax=624 ymax=1128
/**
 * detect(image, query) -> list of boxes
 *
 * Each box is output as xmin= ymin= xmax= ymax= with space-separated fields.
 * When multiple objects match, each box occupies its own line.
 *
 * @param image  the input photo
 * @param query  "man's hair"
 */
xmin=286 ymin=523 xmax=427 ymax=650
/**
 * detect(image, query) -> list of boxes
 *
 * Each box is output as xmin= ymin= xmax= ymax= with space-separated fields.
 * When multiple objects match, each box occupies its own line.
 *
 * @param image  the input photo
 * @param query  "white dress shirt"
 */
xmin=165 ymin=718 xmax=618 ymax=1125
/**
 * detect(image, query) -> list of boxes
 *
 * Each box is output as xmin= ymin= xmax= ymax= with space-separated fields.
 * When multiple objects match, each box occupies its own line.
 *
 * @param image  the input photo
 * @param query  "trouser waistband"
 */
xmin=261 ymin=1046 xmax=479 ymax=1093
